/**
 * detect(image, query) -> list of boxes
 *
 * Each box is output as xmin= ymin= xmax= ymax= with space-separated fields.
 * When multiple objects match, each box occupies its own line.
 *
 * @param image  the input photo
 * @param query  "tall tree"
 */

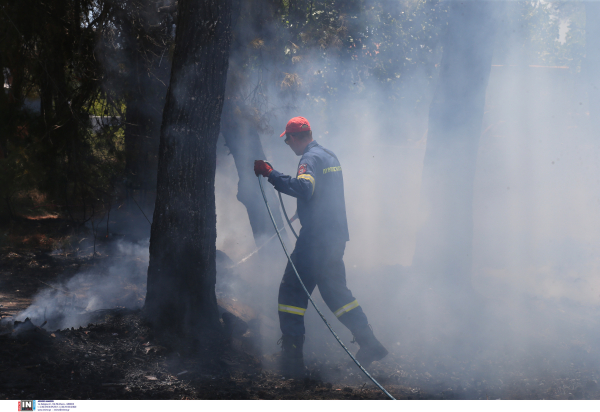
xmin=0 ymin=0 xmax=126 ymax=222
xmin=117 ymin=0 xmax=173 ymax=205
xmin=412 ymin=2 xmax=501 ymax=302
xmin=220 ymin=101 xmax=285 ymax=245
xmin=220 ymin=0 xmax=286 ymax=246
xmin=144 ymin=0 xmax=232 ymax=342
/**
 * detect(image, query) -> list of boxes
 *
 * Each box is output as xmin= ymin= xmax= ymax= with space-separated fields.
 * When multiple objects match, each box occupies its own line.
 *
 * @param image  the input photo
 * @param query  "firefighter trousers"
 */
xmin=278 ymin=235 xmax=370 ymax=337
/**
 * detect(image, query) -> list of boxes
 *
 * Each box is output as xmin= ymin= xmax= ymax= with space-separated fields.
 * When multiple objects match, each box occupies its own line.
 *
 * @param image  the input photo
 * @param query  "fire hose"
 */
xmin=258 ymin=176 xmax=395 ymax=400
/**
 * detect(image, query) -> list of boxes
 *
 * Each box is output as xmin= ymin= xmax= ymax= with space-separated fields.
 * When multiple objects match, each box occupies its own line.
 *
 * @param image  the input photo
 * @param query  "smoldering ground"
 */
xmin=14 ymin=239 xmax=149 ymax=331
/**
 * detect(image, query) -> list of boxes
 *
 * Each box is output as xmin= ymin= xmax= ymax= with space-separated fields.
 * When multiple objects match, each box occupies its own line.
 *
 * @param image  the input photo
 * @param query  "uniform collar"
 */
xmin=304 ymin=140 xmax=318 ymax=155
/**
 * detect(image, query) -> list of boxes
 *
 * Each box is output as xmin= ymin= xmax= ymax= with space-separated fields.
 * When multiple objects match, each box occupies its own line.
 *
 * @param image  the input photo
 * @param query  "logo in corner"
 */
xmin=297 ymin=163 xmax=307 ymax=175
xmin=19 ymin=400 xmax=35 ymax=411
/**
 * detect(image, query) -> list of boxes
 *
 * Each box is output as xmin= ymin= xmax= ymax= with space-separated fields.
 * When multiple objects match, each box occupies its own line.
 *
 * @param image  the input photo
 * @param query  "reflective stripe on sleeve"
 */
xmin=297 ymin=174 xmax=315 ymax=195
xmin=333 ymin=300 xmax=360 ymax=318
xmin=278 ymin=304 xmax=307 ymax=316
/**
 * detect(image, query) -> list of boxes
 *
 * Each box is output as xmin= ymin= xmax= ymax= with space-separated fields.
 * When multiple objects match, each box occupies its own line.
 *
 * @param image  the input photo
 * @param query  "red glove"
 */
xmin=254 ymin=160 xmax=273 ymax=177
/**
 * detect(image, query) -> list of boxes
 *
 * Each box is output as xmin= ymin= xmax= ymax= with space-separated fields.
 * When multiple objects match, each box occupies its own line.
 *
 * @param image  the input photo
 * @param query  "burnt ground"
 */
xmin=2 ymin=217 xmax=600 ymax=400
xmin=0 ymin=310 xmax=413 ymax=400
xmin=0 ymin=217 xmax=417 ymax=400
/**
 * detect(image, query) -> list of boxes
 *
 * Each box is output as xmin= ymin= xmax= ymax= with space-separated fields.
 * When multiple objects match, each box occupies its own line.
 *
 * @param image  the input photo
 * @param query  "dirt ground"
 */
xmin=2 ymin=217 xmax=600 ymax=401
xmin=0 ymin=309 xmax=415 ymax=400
xmin=0 ymin=217 xmax=418 ymax=400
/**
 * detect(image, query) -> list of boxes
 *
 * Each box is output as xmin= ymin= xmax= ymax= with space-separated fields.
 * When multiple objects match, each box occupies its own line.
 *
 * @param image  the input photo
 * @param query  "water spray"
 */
xmin=258 ymin=176 xmax=395 ymax=400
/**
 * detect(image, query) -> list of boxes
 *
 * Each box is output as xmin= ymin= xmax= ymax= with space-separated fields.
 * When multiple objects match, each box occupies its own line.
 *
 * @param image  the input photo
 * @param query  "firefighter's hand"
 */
xmin=254 ymin=160 xmax=273 ymax=177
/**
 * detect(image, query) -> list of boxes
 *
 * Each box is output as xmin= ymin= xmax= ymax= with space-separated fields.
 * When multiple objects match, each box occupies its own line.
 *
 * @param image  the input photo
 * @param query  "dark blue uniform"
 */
xmin=268 ymin=141 xmax=369 ymax=337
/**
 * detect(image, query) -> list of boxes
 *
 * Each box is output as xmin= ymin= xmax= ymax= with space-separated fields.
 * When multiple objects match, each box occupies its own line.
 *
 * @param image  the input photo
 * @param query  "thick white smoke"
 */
xmin=16 ymin=240 xmax=149 ymax=331
xmin=212 ymin=0 xmax=600 ymax=396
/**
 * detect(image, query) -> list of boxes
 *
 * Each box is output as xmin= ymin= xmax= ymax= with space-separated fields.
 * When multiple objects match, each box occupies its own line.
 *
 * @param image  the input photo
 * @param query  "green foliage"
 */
xmin=0 ymin=0 xmax=122 ymax=222
xmin=0 ymin=0 xmax=593 ymax=223
xmin=277 ymin=0 xmax=448 ymax=103
xmin=225 ymin=0 xmax=449 ymax=140
xmin=0 ymin=0 xmax=170 ymax=222
xmin=88 ymin=97 xmax=126 ymax=118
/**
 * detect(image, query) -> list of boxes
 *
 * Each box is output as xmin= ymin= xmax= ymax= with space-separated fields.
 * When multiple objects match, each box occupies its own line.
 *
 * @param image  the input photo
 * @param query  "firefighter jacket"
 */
xmin=268 ymin=140 xmax=350 ymax=242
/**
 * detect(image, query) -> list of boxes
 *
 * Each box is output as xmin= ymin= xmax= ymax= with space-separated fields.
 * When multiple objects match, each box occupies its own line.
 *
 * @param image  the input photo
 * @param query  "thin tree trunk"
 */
xmin=220 ymin=0 xmax=286 ymax=246
xmin=121 ymin=2 xmax=170 ymax=207
xmin=0 ymin=52 xmax=8 ymax=159
xmin=145 ymin=0 xmax=232 ymax=344
xmin=220 ymin=101 xmax=285 ymax=245
xmin=413 ymin=2 xmax=500 ymax=299
xmin=124 ymin=48 xmax=145 ymax=191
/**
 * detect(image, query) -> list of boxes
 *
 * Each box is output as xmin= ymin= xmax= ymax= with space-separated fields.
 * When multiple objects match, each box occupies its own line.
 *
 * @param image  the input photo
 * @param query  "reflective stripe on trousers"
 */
xmin=333 ymin=299 xmax=360 ymax=318
xmin=278 ymin=304 xmax=307 ymax=316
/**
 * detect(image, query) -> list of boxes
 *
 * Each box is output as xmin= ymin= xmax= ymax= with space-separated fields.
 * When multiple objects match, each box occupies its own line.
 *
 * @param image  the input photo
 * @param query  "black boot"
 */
xmin=353 ymin=326 xmax=388 ymax=368
xmin=278 ymin=334 xmax=306 ymax=379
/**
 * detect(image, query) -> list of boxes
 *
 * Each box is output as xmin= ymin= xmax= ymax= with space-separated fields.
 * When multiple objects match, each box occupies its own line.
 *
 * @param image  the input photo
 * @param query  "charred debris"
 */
xmin=0 ymin=231 xmax=403 ymax=400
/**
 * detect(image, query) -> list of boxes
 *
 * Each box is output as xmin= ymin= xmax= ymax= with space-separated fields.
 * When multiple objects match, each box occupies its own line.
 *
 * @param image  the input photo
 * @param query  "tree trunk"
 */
xmin=220 ymin=0 xmax=286 ymax=246
xmin=413 ymin=2 xmax=500 ymax=298
xmin=123 ymin=46 xmax=146 ymax=191
xmin=122 ymin=1 xmax=171 ymax=205
xmin=220 ymin=102 xmax=286 ymax=245
xmin=123 ymin=58 xmax=163 ymax=196
xmin=145 ymin=0 xmax=232 ymax=343
xmin=0 ymin=52 xmax=8 ymax=159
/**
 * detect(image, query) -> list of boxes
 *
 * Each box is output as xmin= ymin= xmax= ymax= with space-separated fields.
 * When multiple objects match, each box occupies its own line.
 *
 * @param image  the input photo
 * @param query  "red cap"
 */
xmin=280 ymin=116 xmax=311 ymax=137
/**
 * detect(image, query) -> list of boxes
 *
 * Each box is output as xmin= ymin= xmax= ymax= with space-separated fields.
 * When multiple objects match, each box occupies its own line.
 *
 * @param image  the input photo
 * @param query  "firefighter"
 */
xmin=254 ymin=116 xmax=388 ymax=378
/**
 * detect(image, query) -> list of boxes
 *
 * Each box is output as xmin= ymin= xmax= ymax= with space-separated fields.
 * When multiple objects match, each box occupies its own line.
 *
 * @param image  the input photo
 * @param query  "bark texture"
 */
xmin=145 ymin=0 xmax=232 ymax=340
xmin=413 ymin=2 xmax=500 ymax=296
xmin=220 ymin=102 xmax=285 ymax=244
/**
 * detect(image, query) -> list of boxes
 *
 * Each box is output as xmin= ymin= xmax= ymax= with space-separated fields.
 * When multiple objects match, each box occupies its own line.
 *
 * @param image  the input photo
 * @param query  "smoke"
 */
xmin=213 ymin=0 xmax=600 ymax=396
xmin=12 ymin=0 xmax=600 ymax=397
xmin=15 ymin=240 xmax=149 ymax=331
